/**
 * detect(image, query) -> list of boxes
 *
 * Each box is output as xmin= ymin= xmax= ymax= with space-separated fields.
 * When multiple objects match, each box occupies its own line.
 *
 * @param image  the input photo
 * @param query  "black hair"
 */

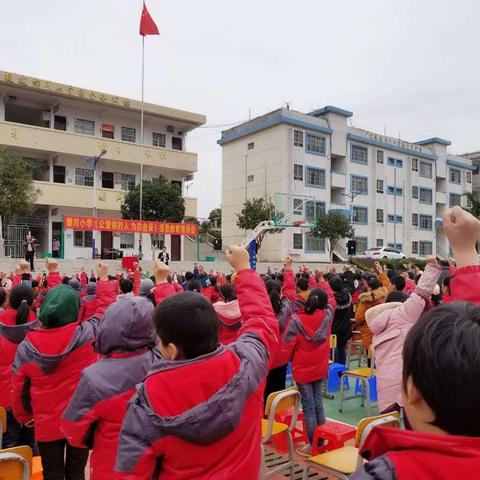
xmin=89 ymin=276 xmax=97 ymax=283
xmin=390 ymin=275 xmax=406 ymax=292
xmin=119 ymin=278 xmax=134 ymax=294
xmin=187 ymin=280 xmax=202 ymax=293
xmin=185 ymin=271 xmax=194 ymax=281
xmin=443 ymin=276 xmax=451 ymax=287
xmin=295 ymin=273 xmax=301 ymax=280
xmin=408 ymin=272 xmax=415 ymax=280
xmin=296 ymin=277 xmax=309 ymax=292
xmin=153 ymin=291 xmax=219 ymax=359
xmin=265 ymin=279 xmax=282 ymax=315
xmin=304 ymin=288 xmax=329 ymax=315
xmin=62 ymin=276 xmax=71 ymax=285
xmin=403 ymin=302 xmax=480 ymax=436
xmin=386 ymin=290 xmax=410 ymax=303
xmin=0 ymin=288 xmax=6 ymax=306
xmin=226 ymin=274 xmax=232 ymax=283
xmin=150 ymin=275 xmax=156 ymax=284
xmin=209 ymin=276 xmax=218 ymax=287
xmin=277 ymin=273 xmax=284 ymax=284
xmin=219 ymin=284 xmax=236 ymax=302
xmin=9 ymin=285 xmax=34 ymax=325
xmin=354 ymin=272 xmax=363 ymax=281
xmin=31 ymin=280 xmax=38 ymax=288
xmin=367 ymin=278 xmax=383 ymax=290
xmin=328 ymin=275 xmax=345 ymax=293
xmin=301 ymin=272 xmax=310 ymax=280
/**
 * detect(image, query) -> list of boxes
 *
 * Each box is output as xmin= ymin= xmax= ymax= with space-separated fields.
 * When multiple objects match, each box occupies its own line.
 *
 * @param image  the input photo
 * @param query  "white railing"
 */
xmin=333 ymin=239 xmax=349 ymax=262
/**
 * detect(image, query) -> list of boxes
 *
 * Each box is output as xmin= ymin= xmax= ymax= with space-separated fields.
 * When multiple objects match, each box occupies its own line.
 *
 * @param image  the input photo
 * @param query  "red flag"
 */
xmin=139 ymin=2 xmax=159 ymax=36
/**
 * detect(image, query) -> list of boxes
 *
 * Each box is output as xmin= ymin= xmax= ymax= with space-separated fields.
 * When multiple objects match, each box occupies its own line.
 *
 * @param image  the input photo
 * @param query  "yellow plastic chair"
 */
xmin=339 ymin=346 xmax=376 ymax=415
xmin=0 ymin=407 xmax=6 ymax=449
xmin=260 ymin=387 xmax=301 ymax=479
xmin=0 ymin=445 xmax=32 ymax=480
xmin=301 ymin=412 xmax=400 ymax=480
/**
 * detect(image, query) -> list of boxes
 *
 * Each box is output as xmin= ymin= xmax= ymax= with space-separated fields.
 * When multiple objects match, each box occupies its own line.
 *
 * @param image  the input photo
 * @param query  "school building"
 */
xmin=219 ymin=106 xmax=474 ymax=262
xmin=0 ymin=71 xmax=205 ymax=261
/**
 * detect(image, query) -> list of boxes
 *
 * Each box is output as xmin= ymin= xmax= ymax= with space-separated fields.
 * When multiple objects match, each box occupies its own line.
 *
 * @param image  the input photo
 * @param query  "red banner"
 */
xmin=64 ymin=215 xmax=198 ymax=236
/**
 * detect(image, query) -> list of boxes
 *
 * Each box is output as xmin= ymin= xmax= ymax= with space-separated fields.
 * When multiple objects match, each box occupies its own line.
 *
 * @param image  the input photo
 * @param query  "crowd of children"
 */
xmin=0 ymin=205 xmax=479 ymax=479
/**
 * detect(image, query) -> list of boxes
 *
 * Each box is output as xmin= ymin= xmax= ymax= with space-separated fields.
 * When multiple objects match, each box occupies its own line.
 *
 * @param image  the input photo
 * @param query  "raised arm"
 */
xmin=281 ymin=256 xmax=296 ymax=304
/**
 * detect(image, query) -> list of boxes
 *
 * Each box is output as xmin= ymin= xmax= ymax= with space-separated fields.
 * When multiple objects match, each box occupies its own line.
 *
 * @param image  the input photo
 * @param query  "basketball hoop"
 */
xmin=293 ymin=219 xmax=306 ymax=227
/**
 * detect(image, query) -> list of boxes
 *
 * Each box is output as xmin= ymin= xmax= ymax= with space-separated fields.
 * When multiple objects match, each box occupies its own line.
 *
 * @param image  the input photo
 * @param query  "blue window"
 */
xmin=419 ymin=215 xmax=433 ymax=230
xmin=419 ymin=241 xmax=433 ymax=256
xmin=449 ymin=168 xmax=461 ymax=184
xmin=351 ymin=145 xmax=368 ymax=164
xmin=354 ymin=237 xmax=368 ymax=254
xmin=449 ymin=193 xmax=461 ymax=207
xmin=387 ymin=243 xmax=403 ymax=251
xmin=351 ymin=175 xmax=368 ymax=195
xmin=419 ymin=188 xmax=432 ymax=204
xmin=305 ymin=201 xmax=326 ymax=222
xmin=352 ymin=206 xmax=368 ymax=224
xmin=305 ymin=167 xmax=326 ymax=188
xmin=305 ymin=232 xmax=326 ymax=253
xmin=305 ymin=133 xmax=326 ymax=155
xmin=387 ymin=186 xmax=403 ymax=196
xmin=387 ymin=157 xmax=403 ymax=168
xmin=388 ymin=215 xmax=403 ymax=224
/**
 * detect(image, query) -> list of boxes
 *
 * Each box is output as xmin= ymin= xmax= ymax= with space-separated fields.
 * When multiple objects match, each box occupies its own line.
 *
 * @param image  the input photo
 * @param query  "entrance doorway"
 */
xmin=101 ymin=231 xmax=113 ymax=259
xmin=52 ymin=222 xmax=63 ymax=258
xmin=171 ymin=235 xmax=181 ymax=261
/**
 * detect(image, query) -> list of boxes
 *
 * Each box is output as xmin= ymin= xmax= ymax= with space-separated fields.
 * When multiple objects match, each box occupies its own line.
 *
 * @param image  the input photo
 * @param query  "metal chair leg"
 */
xmin=365 ymin=379 xmax=371 ymax=416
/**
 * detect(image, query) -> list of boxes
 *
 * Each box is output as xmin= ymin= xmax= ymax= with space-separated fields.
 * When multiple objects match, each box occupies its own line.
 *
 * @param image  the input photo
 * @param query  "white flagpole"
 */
xmin=139 ymin=33 xmax=145 ymax=257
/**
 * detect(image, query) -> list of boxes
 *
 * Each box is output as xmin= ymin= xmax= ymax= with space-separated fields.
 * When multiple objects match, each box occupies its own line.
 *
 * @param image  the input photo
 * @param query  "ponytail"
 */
xmin=265 ymin=280 xmax=282 ymax=315
xmin=304 ymin=288 xmax=329 ymax=315
xmin=16 ymin=300 xmax=31 ymax=325
xmin=8 ymin=284 xmax=34 ymax=325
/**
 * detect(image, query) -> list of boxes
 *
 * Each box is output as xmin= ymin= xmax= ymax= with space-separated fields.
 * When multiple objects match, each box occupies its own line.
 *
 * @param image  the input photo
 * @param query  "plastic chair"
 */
xmin=329 ymin=334 xmax=337 ymax=363
xmin=31 ymin=456 xmax=43 ymax=480
xmin=260 ymin=387 xmax=301 ymax=479
xmin=346 ymin=337 xmax=365 ymax=367
xmin=339 ymin=346 xmax=377 ymax=415
xmin=311 ymin=419 xmax=356 ymax=455
xmin=301 ymin=412 xmax=401 ymax=480
xmin=0 ymin=445 xmax=32 ymax=480
xmin=0 ymin=407 xmax=6 ymax=449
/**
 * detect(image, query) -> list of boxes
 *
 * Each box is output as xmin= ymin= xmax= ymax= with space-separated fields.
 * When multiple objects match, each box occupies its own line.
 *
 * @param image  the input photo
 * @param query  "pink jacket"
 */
xmin=213 ymin=300 xmax=242 ymax=345
xmin=365 ymin=263 xmax=442 ymax=411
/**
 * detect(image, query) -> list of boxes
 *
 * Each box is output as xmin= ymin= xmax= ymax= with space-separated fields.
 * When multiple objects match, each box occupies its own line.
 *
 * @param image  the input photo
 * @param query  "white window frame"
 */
xmin=412 ymin=158 xmax=419 ymax=172
xmin=294 ymin=130 xmax=304 ymax=147
xmin=120 ymin=233 xmax=135 ymax=249
xmin=305 ymin=133 xmax=326 ymax=155
xmin=351 ymin=145 xmax=368 ymax=164
xmin=419 ymin=161 xmax=433 ymax=179
xmin=294 ymin=164 xmax=303 ymax=181
xmin=293 ymin=233 xmax=303 ymax=250
xmin=305 ymin=167 xmax=326 ymax=188
xmin=121 ymin=126 xmax=136 ymax=143
xmin=376 ymin=179 xmax=384 ymax=194
xmin=376 ymin=208 xmax=384 ymax=223
xmin=449 ymin=168 xmax=461 ymax=184
xmin=121 ymin=173 xmax=136 ymax=191
xmin=152 ymin=132 xmax=166 ymax=148
xmin=74 ymin=230 xmax=93 ymax=248
xmin=376 ymin=150 xmax=384 ymax=164
xmin=75 ymin=168 xmax=94 ymax=187
xmin=74 ymin=118 xmax=95 ymax=136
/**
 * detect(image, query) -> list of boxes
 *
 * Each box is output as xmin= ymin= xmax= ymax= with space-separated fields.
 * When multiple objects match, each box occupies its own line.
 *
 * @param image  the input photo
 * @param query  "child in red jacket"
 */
xmin=152 ymin=261 xmax=176 ymax=305
xmin=115 ymin=246 xmax=279 ymax=480
xmin=352 ymin=206 xmax=480 ymax=479
xmin=284 ymin=274 xmax=336 ymax=456
xmin=11 ymin=262 xmax=116 ymax=480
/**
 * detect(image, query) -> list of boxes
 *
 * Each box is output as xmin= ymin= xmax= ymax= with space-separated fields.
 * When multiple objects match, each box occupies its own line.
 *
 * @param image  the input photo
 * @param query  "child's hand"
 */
xmin=97 ymin=262 xmax=109 ymax=281
xmin=19 ymin=260 xmax=30 ymax=272
xmin=226 ymin=246 xmax=250 ymax=272
xmin=425 ymin=256 xmax=438 ymax=266
xmin=443 ymin=206 xmax=480 ymax=268
xmin=45 ymin=259 xmax=58 ymax=273
xmin=373 ymin=261 xmax=382 ymax=274
xmin=154 ymin=261 xmax=170 ymax=282
xmin=283 ymin=256 xmax=293 ymax=269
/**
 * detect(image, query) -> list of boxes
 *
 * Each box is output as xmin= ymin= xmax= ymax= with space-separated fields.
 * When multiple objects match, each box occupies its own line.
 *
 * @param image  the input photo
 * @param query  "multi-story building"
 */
xmin=219 ymin=106 xmax=474 ymax=262
xmin=462 ymin=151 xmax=480 ymax=200
xmin=0 ymin=71 xmax=205 ymax=260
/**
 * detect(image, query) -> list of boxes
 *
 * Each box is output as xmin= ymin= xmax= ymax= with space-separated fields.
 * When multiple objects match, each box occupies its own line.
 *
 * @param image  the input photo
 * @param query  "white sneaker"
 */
xmin=295 ymin=443 xmax=312 ymax=457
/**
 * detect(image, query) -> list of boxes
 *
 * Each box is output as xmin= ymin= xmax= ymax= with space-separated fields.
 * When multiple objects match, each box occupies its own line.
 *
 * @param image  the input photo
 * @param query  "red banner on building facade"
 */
xmin=64 ymin=215 xmax=198 ymax=236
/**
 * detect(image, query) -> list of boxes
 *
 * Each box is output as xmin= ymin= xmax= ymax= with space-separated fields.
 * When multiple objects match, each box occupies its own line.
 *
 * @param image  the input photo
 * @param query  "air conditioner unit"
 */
xmin=167 ymin=125 xmax=174 ymax=133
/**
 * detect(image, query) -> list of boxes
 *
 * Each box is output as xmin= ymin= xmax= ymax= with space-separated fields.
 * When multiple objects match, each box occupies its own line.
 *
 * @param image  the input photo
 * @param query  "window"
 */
xmin=376 ymin=209 xmax=384 ymax=223
xmin=172 ymin=136 xmax=183 ymax=150
xmin=305 ymin=167 xmax=326 ymax=188
xmin=388 ymin=215 xmax=403 ymax=224
xmin=387 ymin=157 xmax=403 ymax=168
xmin=293 ymin=233 xmax=303 ymax=250
xmin=120 ymin=233 xmax=135 ymax=249
xmin=412 ymin=158 xmax=419 ymax=172
xmin=412 ymin=213 xmax=419 ymax=227
xmin=419 ymin=241 xmax=433 ymax=256
xmin=419 ymin=161 xmax=433 ymax=178
xmin=121 ymin=127 xmax=136 ymax=143
xmin=419 ymin=188 xmax=433 ymax=204
xmin=74 ymin=118 xmax=95 ymax=136
xmin=351 ymin=145 xmax=368 ymax=164
xmin=101 ymin=124 xmax=114 ymax=139
xmin=412 ymin=241 xmax=419 ymax=255
xmin=152 ymin=132 xmax=166 ymax=147
xmin=449 ymin=193 xmax=461 ymax=207
xmin=75 ymin=168 xmax=94 ymax=187
xmin=247 ymin=142 xmax=255 ymax=150
xmin=354 ymin=237 xmax=368 ymax=254
xmin=376 ymin=150 xmax=384 ymax=164
xmin=449 ymin=168 xmax=461 ymax=184
xmin=376 ymin=238 xmax=384 ymax=247
xmin=294 ymin=130 xmax=303 ymax=147
xmin=376 ymin=179 xmax=384 ymax=194
xmin=294 ymin=164 xmax=303 ymax=181
xmin=388 ymin=243 xmax=402 ymax=251
xmin=121 ymin=174 xmax=136 ymax=191
xmin=305 ymin=201 xmax=326 ymax=222
xmin=467 ymin=171 xmax=472 ymax=183
xmin=352 ymin=206 xmax=368 ymax=224
xmin=247 ymin=175 xmax=254 ymax=182
xmin=412 ymin=186 xmax=419 ymax=199
xmin=74 ymin=231 xmax=93 ymax=248
xmin=305 ymin=232 xmax=325 ymax=252
xmin=467 ymin=196 xmax=473 ymax=209
xmin=102 ymin=171 xmax=114 ymax=189
xmin=419 ymin=215 xmax=433 ymax=230
xmin=293 ymin=199 xmax=303 ymax=216
xmin=351 ymin=175 xmax=368 ymax=194
xmin=306 ymin=134 xmax=326 ymax=155
xmin=54 ymin=115 xmax=67 ymax=131
xmin=387 ymin=186 xmax=403 ymax=196
xmin=53 ymin=165 xmax=66 ymax=184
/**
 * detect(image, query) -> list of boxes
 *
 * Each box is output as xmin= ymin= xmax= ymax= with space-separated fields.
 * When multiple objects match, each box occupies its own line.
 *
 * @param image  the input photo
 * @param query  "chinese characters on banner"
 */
xmin=64 ymin=215 xmax=198 ymax=236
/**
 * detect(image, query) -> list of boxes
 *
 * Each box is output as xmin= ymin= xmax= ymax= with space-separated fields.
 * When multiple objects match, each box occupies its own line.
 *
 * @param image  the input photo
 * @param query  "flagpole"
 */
xmin=139 ymin=33 xmax=145 ymax=258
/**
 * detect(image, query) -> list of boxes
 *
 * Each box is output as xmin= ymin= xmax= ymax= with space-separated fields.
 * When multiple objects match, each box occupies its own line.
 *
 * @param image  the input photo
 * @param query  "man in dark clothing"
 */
xmin=24 ymin=235 xmax=36 ymax=271
xmin=158 ymin=247 xmax=170 ymax=265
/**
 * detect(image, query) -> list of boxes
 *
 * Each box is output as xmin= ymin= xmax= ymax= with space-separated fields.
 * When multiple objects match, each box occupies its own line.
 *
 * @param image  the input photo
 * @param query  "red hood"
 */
xmin=213 ymin=300 xmax=241 ymax=325
xmin=26 ymin=322 xmax=79 ymax=355
xmin=297 ymin=309 xmax=327 ymax=338
xmin=0 ymin=308 xmax=36 ymax=326
xmin=47 ymin=271 xmax=63 ymax=289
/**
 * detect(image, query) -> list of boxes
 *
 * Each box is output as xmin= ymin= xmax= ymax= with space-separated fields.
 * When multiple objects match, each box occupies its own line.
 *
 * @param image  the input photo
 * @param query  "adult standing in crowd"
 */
xmin=24 ymin=235 xmax=36 ymax=272
xmin=52 ymin=237 xmax=60 ymax=258
xmin=158 ymin=246 xmax=170 ymax=265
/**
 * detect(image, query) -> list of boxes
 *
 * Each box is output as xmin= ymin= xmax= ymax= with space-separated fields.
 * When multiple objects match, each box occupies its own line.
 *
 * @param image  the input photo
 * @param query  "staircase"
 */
xmin=332 ymin=239 xmax=349 ymax=262
xmin=183 ymin=235 xmax=225 ymax=262
xmin=239 ymin=221 xmax=279 ymax=249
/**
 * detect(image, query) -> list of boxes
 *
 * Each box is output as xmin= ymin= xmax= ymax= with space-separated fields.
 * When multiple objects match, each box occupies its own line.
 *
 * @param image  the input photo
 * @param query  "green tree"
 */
xmin=310 ymin=211 xmax=355 ymax=261
xmin=236 ymin=198 xmax=273 ymax=231
xmin=208 ymin=207 xmax=222 ymax=229
xmin=465 ymin=192 xmax=480 ymax=218
xmin=0 ymin=152 xmax=41 ymax=239
xmin=121 ymin=178 xmax=185 ymax=258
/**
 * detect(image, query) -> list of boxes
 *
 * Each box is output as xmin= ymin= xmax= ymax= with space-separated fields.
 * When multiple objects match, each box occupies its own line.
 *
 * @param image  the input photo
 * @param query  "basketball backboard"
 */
xmin=271 ymin=193 xmax=318 ymax=228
